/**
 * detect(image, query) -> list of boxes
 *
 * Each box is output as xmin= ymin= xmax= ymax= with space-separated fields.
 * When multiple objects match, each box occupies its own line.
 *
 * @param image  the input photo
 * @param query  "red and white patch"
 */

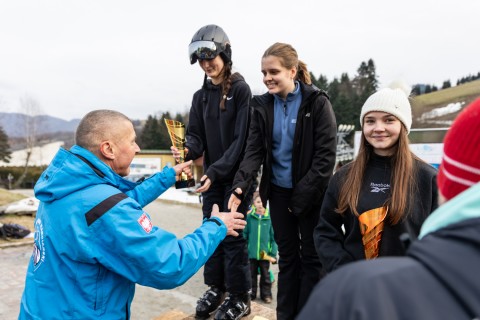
xmin=137 ymin=213 xmax=153 ymax=233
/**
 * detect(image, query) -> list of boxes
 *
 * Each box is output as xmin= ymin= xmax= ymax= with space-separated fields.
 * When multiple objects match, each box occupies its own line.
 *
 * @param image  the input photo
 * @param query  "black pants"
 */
xmin=269 ymin=183 xmax=324 ymax=320
xmin=202 ymin=181 xmax=253 ymax=294
xmin=249 ymin=259 xmax=272 ymax=299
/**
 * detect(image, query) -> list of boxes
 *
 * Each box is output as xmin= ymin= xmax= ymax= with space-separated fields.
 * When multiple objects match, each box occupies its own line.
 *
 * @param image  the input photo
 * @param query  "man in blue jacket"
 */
xmin=19 ymin=109 xmax=246 ymax=319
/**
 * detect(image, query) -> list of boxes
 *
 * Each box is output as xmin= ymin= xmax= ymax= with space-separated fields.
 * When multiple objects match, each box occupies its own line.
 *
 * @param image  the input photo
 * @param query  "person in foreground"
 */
xmin=298 ymin=97 xmax=480 ymax=319
xmin=314 ymin=83 xmax=438 ymax=273
xmin=19 ymin=110 xmax=246 ymax=320
xmin=229 ymin=42 xmax=337 ymax=320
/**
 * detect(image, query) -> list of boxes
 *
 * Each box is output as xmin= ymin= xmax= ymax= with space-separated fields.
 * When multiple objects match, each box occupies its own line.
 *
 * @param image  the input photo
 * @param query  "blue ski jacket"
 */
xmin=19 ymin=145 xmax=227 ymax=319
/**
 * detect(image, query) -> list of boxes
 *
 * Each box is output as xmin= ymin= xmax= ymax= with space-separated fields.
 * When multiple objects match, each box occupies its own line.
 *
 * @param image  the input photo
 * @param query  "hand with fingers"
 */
xmin=210 ymin=204 xmax=246 ymax=237
xmin=196 ymin=175 xmax=211 ymax=193
xmin=173 ymin=160 xmax=193 ymax=179
xmin=170 ymin=146 xmax=189 ymax=164
xmin=227 ymin=187 xmax=243 ymax=213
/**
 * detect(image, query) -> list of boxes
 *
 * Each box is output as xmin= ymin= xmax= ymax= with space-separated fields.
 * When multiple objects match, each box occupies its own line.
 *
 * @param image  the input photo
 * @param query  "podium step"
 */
xmin=152 ymin=301 xmax=276 ymax=320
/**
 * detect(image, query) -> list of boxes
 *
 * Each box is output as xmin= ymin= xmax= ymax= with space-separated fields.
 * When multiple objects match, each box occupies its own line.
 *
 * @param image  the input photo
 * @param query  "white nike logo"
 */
xmin=226 ymin=96 xmax=233 ymax=100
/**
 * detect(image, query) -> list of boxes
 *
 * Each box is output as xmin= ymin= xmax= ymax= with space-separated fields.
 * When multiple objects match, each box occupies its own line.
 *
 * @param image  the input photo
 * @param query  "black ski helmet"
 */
xmin=189 ymin=24 xmax=232 ymax=65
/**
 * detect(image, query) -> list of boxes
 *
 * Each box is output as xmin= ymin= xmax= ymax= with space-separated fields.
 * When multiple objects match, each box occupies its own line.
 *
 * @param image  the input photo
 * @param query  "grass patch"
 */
xmin=0 ymin=188 xmax=27 ymax=206
xmin=414 ymin=80 xmax=480 ymax=107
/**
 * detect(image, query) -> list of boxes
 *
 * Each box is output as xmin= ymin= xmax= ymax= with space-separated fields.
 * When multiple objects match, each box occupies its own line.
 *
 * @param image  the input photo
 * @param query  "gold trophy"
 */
xmin=358 ymin=207 xmax=388 ymax=259
xmin=164 ymin=119 xmax=196 ymax=189
xmin=260 ymin=250 xmax=277 ymax=263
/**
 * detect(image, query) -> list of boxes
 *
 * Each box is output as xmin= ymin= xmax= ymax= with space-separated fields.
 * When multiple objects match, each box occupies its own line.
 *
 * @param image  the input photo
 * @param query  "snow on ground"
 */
xmin=158 ymin=187 xmax=202 ymax=204
xmin=3 ymin=197 xmax=39 ymax=215
xmin=1 ymin=141 xmax=64 ymax=166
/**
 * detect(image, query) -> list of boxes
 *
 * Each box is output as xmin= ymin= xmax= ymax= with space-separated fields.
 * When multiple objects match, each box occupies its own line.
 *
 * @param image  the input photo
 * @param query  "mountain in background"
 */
xmin=0 ymin=113 xmax=81 ymax=151
xmin=0 ymin=112 xmax=80 ymax=138
xmin=412 ymin=79 xmax=480 ymax=128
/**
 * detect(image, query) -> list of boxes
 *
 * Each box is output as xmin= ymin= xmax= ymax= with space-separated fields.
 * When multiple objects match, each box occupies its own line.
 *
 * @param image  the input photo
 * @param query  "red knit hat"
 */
xmin=438 ymin=98 xmax=480 ymax=200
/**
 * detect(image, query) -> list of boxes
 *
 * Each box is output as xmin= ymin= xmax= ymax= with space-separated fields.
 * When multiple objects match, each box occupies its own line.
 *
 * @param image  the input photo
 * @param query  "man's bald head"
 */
xmin=75 ymin=110 xmax=132 ymax=155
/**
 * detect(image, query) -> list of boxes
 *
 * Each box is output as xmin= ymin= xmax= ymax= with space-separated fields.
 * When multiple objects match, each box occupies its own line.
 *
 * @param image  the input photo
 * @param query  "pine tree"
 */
xmin=139 ymin=115 xmax=161 ymax=149
xmin=174 ymin=112 xmax=184 ymax=123
xmin=354 ymin=59 xmax=379 ymax=104
xmin=158 ymin=112 xmax=174 ymax=150
xmin=0 ymin=126 xmax=11 ymax=163
xmin=310 ymin=72 xmax=329 ymax=91
xmin=350 ymin=59 xmax=379 ymax=130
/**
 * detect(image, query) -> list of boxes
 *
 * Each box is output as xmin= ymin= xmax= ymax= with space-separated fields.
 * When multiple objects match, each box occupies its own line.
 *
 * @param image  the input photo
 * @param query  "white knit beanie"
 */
xmin=360 ymin=82 xmax=412 ymax=133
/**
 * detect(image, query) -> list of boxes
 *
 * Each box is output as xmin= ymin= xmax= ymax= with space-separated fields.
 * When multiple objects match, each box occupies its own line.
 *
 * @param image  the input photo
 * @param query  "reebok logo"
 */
xmin=370 ymin=182 xmax=390 ymax=193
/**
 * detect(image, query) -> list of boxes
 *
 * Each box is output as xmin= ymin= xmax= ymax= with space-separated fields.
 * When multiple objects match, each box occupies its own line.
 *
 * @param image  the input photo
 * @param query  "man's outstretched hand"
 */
xmin=172 ymin=160 xmax=193 ymax=177
xmin=210 ymin=204 xmax=246 ymax=237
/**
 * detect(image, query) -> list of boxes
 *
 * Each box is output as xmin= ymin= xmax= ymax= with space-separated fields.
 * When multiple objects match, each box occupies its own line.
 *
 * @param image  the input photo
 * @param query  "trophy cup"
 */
xmin=164 ymin=119 xmax=196 ymax=189
xmin=260 ymin=250 xmax=277 ymax=263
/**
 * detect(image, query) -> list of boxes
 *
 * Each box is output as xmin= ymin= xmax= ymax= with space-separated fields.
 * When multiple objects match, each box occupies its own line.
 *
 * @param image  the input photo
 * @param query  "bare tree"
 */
xmin=13 ymin=95 xmax=44 ymax=188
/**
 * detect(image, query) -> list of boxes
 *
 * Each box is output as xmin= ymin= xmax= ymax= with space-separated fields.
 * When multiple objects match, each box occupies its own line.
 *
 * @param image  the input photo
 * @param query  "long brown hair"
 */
xmin=219 ymin=62 xmax=233 ymax=110
xmin=262 ymin=42 xmax=312 ymax=85
xmin=336 ymin=125 xmax=419 ymax=224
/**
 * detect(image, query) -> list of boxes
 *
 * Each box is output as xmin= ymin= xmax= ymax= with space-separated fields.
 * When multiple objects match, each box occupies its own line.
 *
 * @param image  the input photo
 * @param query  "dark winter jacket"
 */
xmin=185 ymin=72 xmax=251 ymax=184
xmin=244 ymin=207 xmax=278 ymax=260
xmin=232 ymin=82 xmax=337 ymax=216
xmin=298 ymin=182 xmax=480 ymax=320
xmin=315 ymin=154 xmax=438 ymax=272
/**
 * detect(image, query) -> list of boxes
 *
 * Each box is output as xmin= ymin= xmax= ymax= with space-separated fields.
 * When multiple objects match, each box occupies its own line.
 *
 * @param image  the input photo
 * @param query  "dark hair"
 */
xmin=219 ymin=57 xmax=233 ymax=111
xmin=262 ymin=42 xmax=311 ymax=85
xmin=202 ymin=53 xmax=235 ymax=111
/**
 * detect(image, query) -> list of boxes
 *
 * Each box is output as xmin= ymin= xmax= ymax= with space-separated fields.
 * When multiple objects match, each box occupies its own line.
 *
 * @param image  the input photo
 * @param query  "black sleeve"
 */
xmin=409 ymin=161 xmax=439 ymax=236
xmin=185 ymin=90 xmax=206 ymax=161
xmin=232 ymin=106 xmax=265 ymax=194
xmin=314 ymin=171 xmax=356 ymax=272
xmin=290 ymin=95 xmax=337 ymax=215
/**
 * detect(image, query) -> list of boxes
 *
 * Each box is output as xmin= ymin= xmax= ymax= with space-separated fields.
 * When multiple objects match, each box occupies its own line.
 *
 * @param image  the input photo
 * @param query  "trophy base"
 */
xmin=175 ymin=178 xmax=196 ymax=189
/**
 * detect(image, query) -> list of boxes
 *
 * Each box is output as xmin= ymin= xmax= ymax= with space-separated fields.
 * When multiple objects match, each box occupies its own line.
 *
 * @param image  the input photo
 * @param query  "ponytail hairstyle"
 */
xmin=219 ymin=59 xmax=233 ymax=111
xmin=262 ymin=42 xmax=311 ymax=85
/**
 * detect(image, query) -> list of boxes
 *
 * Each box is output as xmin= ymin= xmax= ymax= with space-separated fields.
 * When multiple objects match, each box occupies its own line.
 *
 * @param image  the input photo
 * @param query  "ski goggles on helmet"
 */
xmin=189 ymin=40 xmax=219 ymax=64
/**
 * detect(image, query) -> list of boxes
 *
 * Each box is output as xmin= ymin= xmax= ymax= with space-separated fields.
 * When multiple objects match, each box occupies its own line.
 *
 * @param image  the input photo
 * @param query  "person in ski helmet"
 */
xmin=171 ymin=24 xmax=254 ymax=320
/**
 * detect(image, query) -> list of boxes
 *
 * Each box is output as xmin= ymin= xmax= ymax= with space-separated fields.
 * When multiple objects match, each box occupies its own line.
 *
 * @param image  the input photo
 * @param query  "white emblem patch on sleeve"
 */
xmin=137 ymin=213 xmax=153 ymax=233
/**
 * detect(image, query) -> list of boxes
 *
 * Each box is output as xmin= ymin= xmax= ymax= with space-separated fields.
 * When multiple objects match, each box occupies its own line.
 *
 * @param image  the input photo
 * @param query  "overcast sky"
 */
xmin=1 ymin=0 xmax=479 ymax=121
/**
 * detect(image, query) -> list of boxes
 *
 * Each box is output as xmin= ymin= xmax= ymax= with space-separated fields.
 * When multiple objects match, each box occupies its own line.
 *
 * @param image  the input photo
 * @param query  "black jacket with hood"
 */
xmin=297 ymin=182 xmax=480 ymax=320
xmin=185 ymin=72 xmax=251 ymax=184
xmin=315 ymin=154 xmax=438 ymax=273
xmin=232 ymin=81 xmax=337 ymax=216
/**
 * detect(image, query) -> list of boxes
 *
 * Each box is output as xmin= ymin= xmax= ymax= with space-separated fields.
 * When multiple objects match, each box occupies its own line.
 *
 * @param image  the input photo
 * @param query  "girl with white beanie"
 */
xmin=314 ymin=83 xmax=438 ymax=273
